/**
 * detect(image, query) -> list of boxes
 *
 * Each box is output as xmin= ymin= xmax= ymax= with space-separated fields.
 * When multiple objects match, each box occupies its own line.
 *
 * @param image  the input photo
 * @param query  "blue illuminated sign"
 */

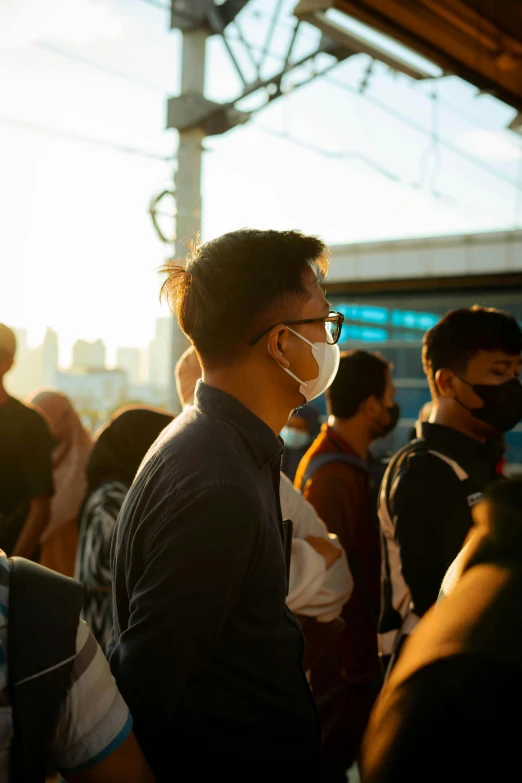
xmin=337 ymin=304 xmax=389 ymax=325
xmin=340 ymin=325 xmax=389 ymax=343
xmin=391 ymin=310 xmax=438 ymax=330
xmin=336 ymin=303 xmax=439 ymax=332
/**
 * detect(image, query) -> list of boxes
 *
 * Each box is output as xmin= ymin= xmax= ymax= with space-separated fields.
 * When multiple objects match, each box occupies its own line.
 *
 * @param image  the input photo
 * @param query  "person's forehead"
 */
xmin=470 ymin=349 xmax=522 ymax=364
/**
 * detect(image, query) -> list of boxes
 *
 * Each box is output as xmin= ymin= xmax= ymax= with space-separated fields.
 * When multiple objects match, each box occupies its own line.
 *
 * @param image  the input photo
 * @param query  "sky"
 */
xmin=1 ymin=0 xmax=521 ymax=366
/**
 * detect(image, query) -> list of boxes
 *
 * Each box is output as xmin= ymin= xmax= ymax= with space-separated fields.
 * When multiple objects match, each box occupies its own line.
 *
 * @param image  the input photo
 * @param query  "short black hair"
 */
xmin=160 ymin=229 xmax=328 ymax=363
xmin=328 ymin=350 xmax=390 ymax=419
xmin=423 ymin=306 xmax=522 ymax=396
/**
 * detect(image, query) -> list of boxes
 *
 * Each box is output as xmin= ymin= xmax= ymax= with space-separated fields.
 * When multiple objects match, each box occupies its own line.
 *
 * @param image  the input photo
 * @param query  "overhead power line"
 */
xmin=34 ymin=41 xmax=167 ymax=94
xmin=253 ymin=122 xmax=401 ymax=181
xmin=412 ymin=83 xmax=504 ymax=132
xmin=325 ymin=75 xmax=521 ymax=190
xmin=0 ymin=114 xmax=173 ymax=162
xmin=34 ymin=33 xmax=521 ymax=194
xmin=16 ymin=2 xmax=522 ymax=224
xmin=251 ymin=122 xmax=513 ymax=225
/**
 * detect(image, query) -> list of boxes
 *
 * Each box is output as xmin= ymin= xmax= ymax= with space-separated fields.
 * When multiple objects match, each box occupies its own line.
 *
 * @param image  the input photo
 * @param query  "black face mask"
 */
xmin=378 ymin=402 xmax=400 ymax=438
xmin=457 ymin=377 xmax=522 ymax=433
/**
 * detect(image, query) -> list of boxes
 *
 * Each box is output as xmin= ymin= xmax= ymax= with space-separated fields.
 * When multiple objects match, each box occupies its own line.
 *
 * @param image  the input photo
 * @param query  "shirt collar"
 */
xmin=420 ymin=422 xmax=504 ymax=467
xmin=194 ymin=381 xmax=283 ymax=468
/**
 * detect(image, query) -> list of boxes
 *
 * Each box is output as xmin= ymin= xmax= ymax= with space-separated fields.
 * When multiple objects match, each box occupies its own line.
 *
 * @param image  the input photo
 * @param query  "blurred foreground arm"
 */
xmin=11 ymin=497 xmax=50 ymax=558
xmin=54 ymin=620 xmax=154 ymax=783
xmin=280 ymin=473 xmax=352 ymax=620
xmin=64 ymin=732 xmax=154 ymax=783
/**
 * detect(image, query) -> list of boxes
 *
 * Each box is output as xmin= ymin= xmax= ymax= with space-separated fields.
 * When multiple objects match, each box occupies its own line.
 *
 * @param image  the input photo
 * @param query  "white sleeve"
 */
xmin=280 ymin=473 xmax=353 ymax=621
xmin=52 ymin=619 xmax=133 ymax=774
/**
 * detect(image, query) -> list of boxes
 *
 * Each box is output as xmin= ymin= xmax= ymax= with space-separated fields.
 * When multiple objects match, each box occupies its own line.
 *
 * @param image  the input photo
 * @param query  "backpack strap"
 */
xmin=8 ymin=557 xmax=83 ymax=783
xmin=378 ymin=439 xmax=480 ymax=656
xmin=299 ymin=451 xmax=369 ymax=492
xmin=381 ymin=439 xmax=432 ymax=518
xmin=382 ymin=439 xmax=481 ymax=522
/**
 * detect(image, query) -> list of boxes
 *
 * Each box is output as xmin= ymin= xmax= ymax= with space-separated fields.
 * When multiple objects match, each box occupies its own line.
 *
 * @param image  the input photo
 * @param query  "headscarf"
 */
xmin=28 ymin=389 xmax=92 ymax=542
xmin=175 ymin=345 xmax=201 ymax=408
xmin=86 ymin=405 xmax=174 ymax=495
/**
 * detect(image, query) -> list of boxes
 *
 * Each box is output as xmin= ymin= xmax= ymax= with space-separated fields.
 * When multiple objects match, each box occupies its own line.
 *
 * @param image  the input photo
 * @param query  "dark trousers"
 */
xmin=311 ymin=647 xmax=381 ymax=782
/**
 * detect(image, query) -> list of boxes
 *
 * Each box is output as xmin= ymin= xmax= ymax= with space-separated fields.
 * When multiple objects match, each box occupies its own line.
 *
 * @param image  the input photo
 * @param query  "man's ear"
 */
xmin=436 ymin=368 xmax=458 ymax=398
xmin=267 ymin=326 xmax=290 ymax=369
xmin=363 ymin=395 xmax=380 ymax=418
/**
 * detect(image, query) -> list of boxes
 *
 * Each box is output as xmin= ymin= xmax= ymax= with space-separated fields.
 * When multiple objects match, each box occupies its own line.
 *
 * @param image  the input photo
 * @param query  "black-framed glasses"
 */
xmin=249 ymin=310 xmax=344 ymax=346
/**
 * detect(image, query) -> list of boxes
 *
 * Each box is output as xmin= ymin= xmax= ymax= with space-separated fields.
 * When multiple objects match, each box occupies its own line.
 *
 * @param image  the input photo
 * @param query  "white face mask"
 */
xmin=271 ymin=327 xmax=340 ymax=403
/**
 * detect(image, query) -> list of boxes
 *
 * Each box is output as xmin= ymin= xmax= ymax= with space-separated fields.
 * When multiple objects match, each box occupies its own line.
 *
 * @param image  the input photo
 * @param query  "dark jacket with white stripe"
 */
xmin=378 ymin=422 xmax=502 ymax=654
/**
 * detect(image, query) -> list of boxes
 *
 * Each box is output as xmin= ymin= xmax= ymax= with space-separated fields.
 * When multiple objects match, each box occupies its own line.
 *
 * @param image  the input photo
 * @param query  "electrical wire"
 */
xmin=35 ymin=33 xmax=519 ymax=196
xmin=0 ymin=114 xmax=174 ymax=161
xmin=325 ymin=75 xmax=522 ymax=190
xmin=413 ymin=85 xmax=443 ymax=192
xmin=253 ymin=122 xmax=401 ymax=181
xmin=133 ymin=0 xmax=512 ymax=133
xmin=15 ymin=2 xmax=522 ymax=224
xmin=412 ymin=83 xmax=503 ymax=132
xmin=250 ymin=122 xmax=513 ymax=225
xmin=34 ymin=41 xmax=167 ymax=94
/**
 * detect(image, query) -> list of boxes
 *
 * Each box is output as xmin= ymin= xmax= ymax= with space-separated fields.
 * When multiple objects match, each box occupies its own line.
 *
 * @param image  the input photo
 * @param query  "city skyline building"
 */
xmin=116 ymin=346 xmax=141 ymax=386
xmin=148 ymin=318 xmax=173 ymax=392
xmin=57 ymin=367 xmax=128 ymax=431
xmin=42 ymin=327 xmax=59 ymax=387
xmin=72 ymin=338 xmax=106 ymax=370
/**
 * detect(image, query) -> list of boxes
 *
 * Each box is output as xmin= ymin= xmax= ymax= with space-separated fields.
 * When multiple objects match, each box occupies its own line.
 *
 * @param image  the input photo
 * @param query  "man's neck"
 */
xmin=431 ymin=404 xmax=487 ymax=443
xmin=0 ymin=380 xmax=9 ymax=406
xmin=203 ymin=367 xmax=293 ymax=435
xmin=328 ymin=415 xmax=371 ymax=459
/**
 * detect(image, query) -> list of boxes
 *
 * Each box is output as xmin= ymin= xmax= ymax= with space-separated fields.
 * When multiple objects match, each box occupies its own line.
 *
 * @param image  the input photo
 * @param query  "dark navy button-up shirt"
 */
xmin=110 ymin=381 xmax=320 ymax=780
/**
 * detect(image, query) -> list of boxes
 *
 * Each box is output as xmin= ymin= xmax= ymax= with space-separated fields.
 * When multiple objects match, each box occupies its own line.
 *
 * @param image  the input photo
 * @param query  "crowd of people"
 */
xmin=1 ymin=227 xmax=522 ymax=782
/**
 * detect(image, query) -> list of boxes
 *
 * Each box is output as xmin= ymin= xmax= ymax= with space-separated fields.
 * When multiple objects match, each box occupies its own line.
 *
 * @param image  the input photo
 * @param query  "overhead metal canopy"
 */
xmin=295 ymin=0 xmax=522 ymax=113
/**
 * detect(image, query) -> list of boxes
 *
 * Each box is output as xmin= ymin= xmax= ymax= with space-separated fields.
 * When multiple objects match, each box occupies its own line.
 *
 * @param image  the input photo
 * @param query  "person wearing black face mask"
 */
xmin=379 ymin=306 xmax=522 ymax=676
xmin=295 ymin=350 xmax=398 ymax=782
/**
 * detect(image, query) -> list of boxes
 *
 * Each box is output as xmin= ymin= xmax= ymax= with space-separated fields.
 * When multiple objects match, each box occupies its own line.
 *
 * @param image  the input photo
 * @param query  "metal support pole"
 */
xmin=168 ymin=27 xmax=207 ymax=413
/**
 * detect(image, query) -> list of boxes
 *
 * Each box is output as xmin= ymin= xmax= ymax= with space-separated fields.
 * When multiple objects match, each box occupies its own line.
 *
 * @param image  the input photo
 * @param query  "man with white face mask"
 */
xmin=174 ymin=343 xmax=354 ymax=665
xmin=110 ymin=229 xmax=344 ymax=782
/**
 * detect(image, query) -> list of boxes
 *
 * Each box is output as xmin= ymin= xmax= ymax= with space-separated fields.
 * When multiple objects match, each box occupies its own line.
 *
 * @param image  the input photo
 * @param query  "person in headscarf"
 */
xmin=75 ymin=405 xmax=173 ymax=651
xmin=28 ymin=389 xmax=92 ymax=577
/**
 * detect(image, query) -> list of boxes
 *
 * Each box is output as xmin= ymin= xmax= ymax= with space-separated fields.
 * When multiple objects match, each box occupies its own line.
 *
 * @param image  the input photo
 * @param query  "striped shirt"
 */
xmin=0 ymin=551 xmax=132 ymax=780
xmin=52 ymin=618 xmax=132 ymax=773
